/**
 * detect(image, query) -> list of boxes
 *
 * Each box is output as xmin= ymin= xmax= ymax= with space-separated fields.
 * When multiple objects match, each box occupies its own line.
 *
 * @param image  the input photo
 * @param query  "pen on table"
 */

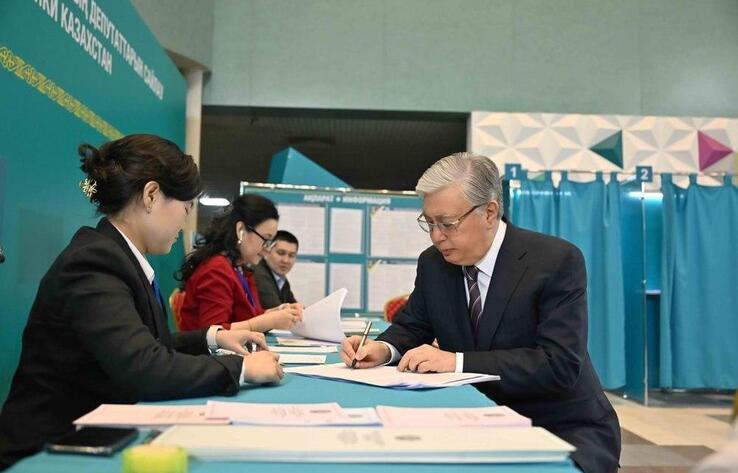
xmin=350 ymin=320 xmax=372 ymax=369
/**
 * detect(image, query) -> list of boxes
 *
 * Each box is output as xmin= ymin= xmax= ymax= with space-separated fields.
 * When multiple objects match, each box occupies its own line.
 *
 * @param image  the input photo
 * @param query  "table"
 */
xmin=9 ymin=330 xmax=580 ymax=472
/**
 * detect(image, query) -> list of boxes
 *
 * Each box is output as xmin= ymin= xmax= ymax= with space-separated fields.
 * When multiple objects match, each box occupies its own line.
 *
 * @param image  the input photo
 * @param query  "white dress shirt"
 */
xmin=381 ymin=220 xmax=507 ymax=372
xmin=110 ymin=223 xmax=246 ymax=384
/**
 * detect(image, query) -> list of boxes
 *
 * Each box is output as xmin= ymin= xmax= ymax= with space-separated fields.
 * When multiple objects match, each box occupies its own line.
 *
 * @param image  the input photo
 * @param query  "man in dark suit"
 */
xmin=253 ymin=230 xmax=298 ymax=309
xmin=341 ymin=153 xmax=620 ymax=473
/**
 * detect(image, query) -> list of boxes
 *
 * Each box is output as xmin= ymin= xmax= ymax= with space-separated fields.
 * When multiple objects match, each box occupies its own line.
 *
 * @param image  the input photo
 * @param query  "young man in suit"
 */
xmin=253 ymin=230 xmax=298 ymax=309
xmin=340 ymin=152 xmax=621 ymax=473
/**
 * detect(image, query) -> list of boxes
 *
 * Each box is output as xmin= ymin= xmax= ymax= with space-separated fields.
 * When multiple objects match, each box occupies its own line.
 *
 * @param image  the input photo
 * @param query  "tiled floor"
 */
xmin=610 ymin=391 xmax=735 ymax=473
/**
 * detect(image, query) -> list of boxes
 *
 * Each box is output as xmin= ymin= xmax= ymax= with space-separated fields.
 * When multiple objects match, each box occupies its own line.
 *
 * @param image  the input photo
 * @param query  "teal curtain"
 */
xmin=660 ymin=175 xmax=738 ymax=388
xmin=510 ymin=172 xmax=626 ymax=388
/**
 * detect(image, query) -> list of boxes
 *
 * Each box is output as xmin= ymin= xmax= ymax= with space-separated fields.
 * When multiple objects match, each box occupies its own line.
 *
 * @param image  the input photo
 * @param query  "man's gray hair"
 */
xmin=416 ymin=152 xmax=504 ymax=219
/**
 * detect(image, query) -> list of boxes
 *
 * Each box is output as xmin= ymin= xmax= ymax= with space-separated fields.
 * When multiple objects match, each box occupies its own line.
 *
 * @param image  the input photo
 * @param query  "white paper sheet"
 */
xmin=376 ymin=405 xmax=531 ymax=428
xmin=289 ymin=288 xmax=347 ymax=343
xmin=370 ymin=208 xmax=429 ymax=258
xmin=284 ymin=363 xmax=500 ymax=389
xmin=268 ymin=345 xmax=337 ymax=353
xmin=288 ymin=261 xmax=326 ymax=306
xmin=278 ymin=354 xmax=327 ymax=365
xmin=153 ymin=425 xmax=575 ymax=463
xmin=277 ymin=204 xmax=325 ymax=255
xmin=329 ymin=208 xmax=363 ymax=254
xmin=367 ymin=261 xmax=417 ymax=312
xmin=74 ymin=404 xmax=228 ymax=428
xmin=329 ymin=263 xmax=362 ymax=309
xmin=276 ymin=337 xmax=339 ymax=347
xmin=205 ymin=401 xmax=348 ymax=426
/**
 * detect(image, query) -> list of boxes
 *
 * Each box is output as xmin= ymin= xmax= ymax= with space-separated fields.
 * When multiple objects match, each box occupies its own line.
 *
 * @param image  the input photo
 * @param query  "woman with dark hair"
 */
xmin=178 ymin=193 xmax=303 ymax=332
xmin=0 ymin=135 xmax=283 ymax=471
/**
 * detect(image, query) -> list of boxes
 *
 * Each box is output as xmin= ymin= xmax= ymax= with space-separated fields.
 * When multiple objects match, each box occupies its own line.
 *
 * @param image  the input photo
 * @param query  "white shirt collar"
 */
xmin=110 ymin=222 xmax=155 ymax=284
xmin=474 ymin=219 xmax=507 ymax=277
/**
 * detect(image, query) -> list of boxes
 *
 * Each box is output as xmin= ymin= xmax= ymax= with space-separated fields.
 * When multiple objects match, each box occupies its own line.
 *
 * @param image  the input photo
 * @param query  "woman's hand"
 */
xmin=215 ymin=329 xmax=268 ymax=355
xmin=263 ymin=303 xmax=303 ymax=330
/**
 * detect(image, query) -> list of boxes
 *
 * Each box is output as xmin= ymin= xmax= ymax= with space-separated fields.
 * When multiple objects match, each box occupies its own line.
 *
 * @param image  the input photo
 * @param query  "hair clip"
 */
xmin=79 ymin=178 xmax=97 ymax=198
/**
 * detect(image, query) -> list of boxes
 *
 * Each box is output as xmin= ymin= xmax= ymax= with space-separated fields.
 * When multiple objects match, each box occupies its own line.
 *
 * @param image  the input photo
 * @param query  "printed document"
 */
xmin=74 ymin=404 xmax=227 ymax=429
xmin=152 ymin=425 xmax=575 ymax=463
xmin=290 ymin=288 xmax=347 ymax=343
xmin=376 ymin=405 xmax=531 ymax=428
xmin=284 ymin=363 xmax=499 ymax=389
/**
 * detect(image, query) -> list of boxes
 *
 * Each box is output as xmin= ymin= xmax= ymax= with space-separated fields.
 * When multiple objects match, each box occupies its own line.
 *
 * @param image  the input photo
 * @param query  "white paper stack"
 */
xmin=376 ymin=405 xmax=531 ymax=428
xmin=152 ymin=425 xmax=575 ymax=463
xmin=285 ymin=363 xmax=500 ymax=389
xmin=204 ymin=401 xmax=379 ymax=426
xmin=269 ymin=345 xmax=337 ymax=353
xmin=278 ymin=354 xmax=327 ymax=365
xmin=73 ymin=404 xmax=228 ymax=429
xmin=276 ymin=337 xmax=339 ymax=347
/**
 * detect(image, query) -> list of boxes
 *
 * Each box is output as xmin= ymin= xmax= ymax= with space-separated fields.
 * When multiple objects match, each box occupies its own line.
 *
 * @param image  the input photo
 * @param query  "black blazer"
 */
xmin=377 ymin=222 xmax=620 ymax=473
xmin=253 ymin=259 xmax=296 ymax=309
xmin=0 ymin=219 xmax=243 ymax=469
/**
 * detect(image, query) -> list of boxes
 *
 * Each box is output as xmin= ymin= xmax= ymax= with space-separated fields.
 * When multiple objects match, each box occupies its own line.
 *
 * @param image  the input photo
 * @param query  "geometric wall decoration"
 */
xmin=590 ymin=131 xmax=623 ymax=168
xmin=470 ymin=112 xmax=738 ymax=176
xmin=697 ymin=131 xmax=734 ymax=171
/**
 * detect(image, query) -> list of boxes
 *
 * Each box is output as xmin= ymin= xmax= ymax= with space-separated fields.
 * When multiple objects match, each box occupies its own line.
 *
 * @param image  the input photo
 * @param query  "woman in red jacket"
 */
xmin=178 ymin=194 xmax=303 ymax=332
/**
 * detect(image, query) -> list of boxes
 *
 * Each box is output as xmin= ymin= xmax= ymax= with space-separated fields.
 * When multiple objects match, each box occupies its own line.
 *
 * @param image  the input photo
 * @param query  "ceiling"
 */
xmin=200 ymin=106 xmax=467 ymax=192
xmin=198 ymin=106 xmax=468 ymax=226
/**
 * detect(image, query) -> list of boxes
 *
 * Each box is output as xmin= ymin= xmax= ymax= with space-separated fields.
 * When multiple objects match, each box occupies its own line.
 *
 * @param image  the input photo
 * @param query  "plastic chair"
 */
xmin=169 ymin=288 xmax=186 ymax=331
xmin=383 ymin=294 xmax=409 ymax=322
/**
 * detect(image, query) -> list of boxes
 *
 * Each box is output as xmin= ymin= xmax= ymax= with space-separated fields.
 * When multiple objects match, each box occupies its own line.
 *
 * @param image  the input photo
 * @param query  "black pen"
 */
xmin=350 ymin=320 xmax=372 ymax=369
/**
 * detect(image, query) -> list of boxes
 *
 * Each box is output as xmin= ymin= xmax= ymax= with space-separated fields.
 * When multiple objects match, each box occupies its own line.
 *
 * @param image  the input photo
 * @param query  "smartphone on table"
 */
xmin=46 ymin=426 xmax=138 ymax=456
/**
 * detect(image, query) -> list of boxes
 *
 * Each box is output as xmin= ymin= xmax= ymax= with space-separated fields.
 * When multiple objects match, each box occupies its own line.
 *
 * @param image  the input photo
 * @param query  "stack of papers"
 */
xmin=340 ymin=319 xmax=381 ymax=335
xmin=74 ymin=404 xmax=228 ymax=429
xmin=278 ymin=354 xmax=327 ymax=365
xmin=205 ymin=401 xmax=379 ymax=426
xmin=269 ymin=345 xmax=337 ymax=353
xmin=376 ymin=405 xmax=531 ymax=428
xmin=152 ymin=425 xmax=575 ymax=463
xmin=276 ymin=337 xmax=339 ymax=347
xmin=284 ymin=363 xmax=500 ymax=389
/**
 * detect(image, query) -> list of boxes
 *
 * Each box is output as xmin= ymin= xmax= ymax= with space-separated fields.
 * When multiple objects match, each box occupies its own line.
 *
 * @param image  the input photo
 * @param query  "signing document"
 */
xmin=285 ymin=363 xmax=499 ymax=389
xmin=289 ymin=288 xmax=347 ymax=343
xmin=152 ymin=425 xmax=575 ymax=463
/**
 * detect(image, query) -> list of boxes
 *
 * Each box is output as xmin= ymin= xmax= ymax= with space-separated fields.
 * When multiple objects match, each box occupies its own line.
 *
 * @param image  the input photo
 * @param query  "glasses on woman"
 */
xmin=247 ymin=225 xmax=276 ymax=250
xmin=417 ymin=203 xmax=486 ymax=235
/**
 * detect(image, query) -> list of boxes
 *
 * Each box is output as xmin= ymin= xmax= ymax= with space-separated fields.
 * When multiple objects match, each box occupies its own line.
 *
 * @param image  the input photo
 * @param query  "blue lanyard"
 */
xmin=234 ymin=266 xmax=256 ymax=308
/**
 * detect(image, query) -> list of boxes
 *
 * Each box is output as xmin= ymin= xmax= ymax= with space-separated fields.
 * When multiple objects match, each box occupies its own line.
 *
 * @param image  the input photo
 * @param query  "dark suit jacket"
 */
xmin=377 ymin=222 xmax=621 ymax=473
xmin=0 ymin=219 xmax=243 ymax=470
xmin=253 ymin=259 xmax=296 ymax=309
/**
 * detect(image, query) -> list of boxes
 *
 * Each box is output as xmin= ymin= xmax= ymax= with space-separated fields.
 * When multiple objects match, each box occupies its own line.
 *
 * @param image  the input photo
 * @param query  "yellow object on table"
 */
xmin=121 ymin=444 xmax=187 ymax=473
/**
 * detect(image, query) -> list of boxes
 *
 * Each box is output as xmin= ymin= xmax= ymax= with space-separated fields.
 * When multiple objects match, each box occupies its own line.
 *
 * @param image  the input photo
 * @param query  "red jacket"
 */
xmin=179 ymin=255 xmax=263 ymax=330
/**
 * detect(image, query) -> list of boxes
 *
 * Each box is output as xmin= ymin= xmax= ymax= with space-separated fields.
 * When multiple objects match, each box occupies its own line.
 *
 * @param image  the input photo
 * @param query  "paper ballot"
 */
xmin=285 ymin=363 xmax=500 ymax=389
xmin=376 ymin=405 xmax=531 ymax=428
xmin=289 ymin=288 xmax=347 ymax=343
xmin=278 ymin=354 xmax=327 ymax=365
xmin=276 ymin=337 xmax=339 ymax=347
xmin=204 ymin=401 xmax=379 ymax=426
xmin=268 ymin=345 xmax=337 ymax=353
xmin=152 ymin=425 xmax=575 ymax=463
xmin=74 ymin=404 xmax=228 ymax=429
